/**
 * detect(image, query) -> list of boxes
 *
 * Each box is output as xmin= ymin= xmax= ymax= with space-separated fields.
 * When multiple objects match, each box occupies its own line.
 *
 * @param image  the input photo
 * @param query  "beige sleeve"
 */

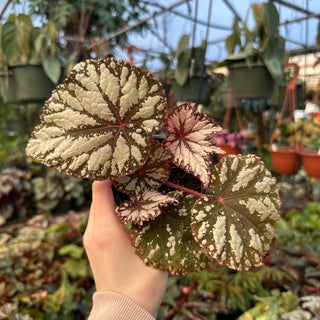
xmin=87 ymin=291 xmax=156 ymax=320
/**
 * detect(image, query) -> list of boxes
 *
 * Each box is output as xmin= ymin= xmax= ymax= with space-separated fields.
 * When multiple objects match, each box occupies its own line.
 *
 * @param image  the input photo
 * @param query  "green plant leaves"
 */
xmin=113 ymin=141 xmax=172 ymax=196
xmin=175 ymin=34 xmax=190 ymax=58
xmin=1 ymin=22 xmax=23 ymax=64
xmin=164 ymin=103 xmax=223 ymax=187
xmin=191 ymin=154 xmax=281 ymax=271
xmin=264 ymin=36 xmax=285 ymax=81
xmin=130 ymin=193 xmax=215 ymax=274
xmin=42 ymin=54 xmax=61 ymax=84
xmin=264 ymin=1 xmax=280 ymax=38
xmin=117 ymin=190 xmax=178 ymax=225
xmin=175 ymin=49 xmax=192 ymax=86
xmin=26 ymin=58 xmax=167 ymax=180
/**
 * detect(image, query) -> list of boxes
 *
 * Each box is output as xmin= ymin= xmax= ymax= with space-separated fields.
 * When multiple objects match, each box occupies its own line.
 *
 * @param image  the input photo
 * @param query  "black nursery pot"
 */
xmin=12 ymin=64 xmax=57 ymax=103
xmin=228 ymin=60 xmax=275 ymax=100
xmin=171 ymin=76 xmax=210 ymax=104
xmin=0 ymin=71 xmax=17 ymax=103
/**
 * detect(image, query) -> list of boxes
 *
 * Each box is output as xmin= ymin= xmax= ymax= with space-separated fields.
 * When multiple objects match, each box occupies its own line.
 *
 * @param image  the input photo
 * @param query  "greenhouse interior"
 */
xmin=0 ymin=0 xmax=320 ymax=319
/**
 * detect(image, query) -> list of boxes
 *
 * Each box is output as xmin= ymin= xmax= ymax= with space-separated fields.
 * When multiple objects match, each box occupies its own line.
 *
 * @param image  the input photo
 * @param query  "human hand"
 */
xmin=83 ymin=180 xmax=168 ymax=316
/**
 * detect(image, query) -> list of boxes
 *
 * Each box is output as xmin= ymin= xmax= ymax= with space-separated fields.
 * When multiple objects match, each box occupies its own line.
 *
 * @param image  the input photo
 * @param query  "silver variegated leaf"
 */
xmin=191 ymin=154 xmax=281 ymax=271
xmin=164 ymin=103 xmax=223 ymax=188
xmin=26 ymin=58 xmax=167 ymax=179
xmin=116 ymin=189 xmax=178 ymax=225
xmin=130 ymin=193 xmax=215 ymax=275
xmin=113 ymin=141 xmax=172 ymax=196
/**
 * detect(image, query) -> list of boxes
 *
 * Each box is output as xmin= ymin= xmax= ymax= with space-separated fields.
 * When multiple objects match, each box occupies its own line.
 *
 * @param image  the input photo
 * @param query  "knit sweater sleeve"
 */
xmin=87 ymin=291 xmax=156 ymax=320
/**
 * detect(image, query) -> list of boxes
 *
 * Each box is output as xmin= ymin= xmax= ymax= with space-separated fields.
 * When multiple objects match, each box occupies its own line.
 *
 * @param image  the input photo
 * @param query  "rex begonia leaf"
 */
xmin=163 ymin=103 xmax=223 ymax=187
xmin=26 ymin=58 xmax=167 ymax=179
xmin=130 ymin=192 xmax=216 ymax=275
xmin=113 ymin=141 xmax=172 ymax=196
xmin=116 ymin=189 xmax=178 ymax=225
xmin=191 ymin=154 xmax=281 ymax=271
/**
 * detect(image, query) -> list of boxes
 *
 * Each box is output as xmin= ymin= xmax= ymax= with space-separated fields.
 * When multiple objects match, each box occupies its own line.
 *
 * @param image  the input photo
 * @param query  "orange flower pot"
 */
xmin=269 ymin=147 xmax=300 ymax=175
xmin=218 ymin=144 xmax=241 ymax=159
xmin=300 ymin=150 xmax=320 ymax=178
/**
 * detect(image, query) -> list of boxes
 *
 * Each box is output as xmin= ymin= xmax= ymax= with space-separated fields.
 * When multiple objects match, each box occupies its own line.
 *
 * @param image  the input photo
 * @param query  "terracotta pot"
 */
xmin=218 ymin=144 xmax=241 ymax=159
xmin=300 ymin=150 xmax=320 ymax=178
xmin=269 ymin=147 xmax=300 ymax=175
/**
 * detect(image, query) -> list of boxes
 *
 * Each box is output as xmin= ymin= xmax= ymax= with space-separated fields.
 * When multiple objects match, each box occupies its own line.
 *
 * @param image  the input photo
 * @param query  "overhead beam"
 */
xmin=281 ymin=13 xmax=320 ymax=25
xmin=141 ymin=1 xmax=231 ymax=31
xmin=0 ymin=0 xmax=12 ymax=20
xmin=104 ymin=0 xmax=190 ymax=41
xmin=222 ymin=0 xmax=243 ymax=23
xmin=272 ymin=0 xmax=317 ymax=17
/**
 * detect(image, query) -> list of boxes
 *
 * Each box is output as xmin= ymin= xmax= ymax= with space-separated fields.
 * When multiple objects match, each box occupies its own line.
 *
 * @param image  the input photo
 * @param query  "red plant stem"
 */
xmin=161 ymin=280 xmax=199 ymax=320
xmin=163 ymin=181 xmax=205 ymax=198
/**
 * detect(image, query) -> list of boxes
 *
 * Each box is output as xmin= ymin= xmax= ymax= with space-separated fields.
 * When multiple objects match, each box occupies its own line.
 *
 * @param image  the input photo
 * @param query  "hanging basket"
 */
xmin=228 ymin=60 xmax=275 ymax=99
xmin=271 ymin=80 xmax=305 ymax=109
xmin=171 ymin=76 xmax=210 ymax=104
xmin=11 ymin=64 xmax=56 ymax=103
xmin=269 ymin=147 xmax=300 ymax=175
xmin=218 ymin=144 xmax=241 ymax=159
xmin=300 ymin=150 xmax=320 ymax=179
xmin=0 ymin=72 xmax=17 ymax=103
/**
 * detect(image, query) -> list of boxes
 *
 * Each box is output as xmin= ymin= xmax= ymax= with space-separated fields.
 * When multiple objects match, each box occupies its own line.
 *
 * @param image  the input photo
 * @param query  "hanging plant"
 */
xmin=26 ymin=57 xmax=281 ymax=274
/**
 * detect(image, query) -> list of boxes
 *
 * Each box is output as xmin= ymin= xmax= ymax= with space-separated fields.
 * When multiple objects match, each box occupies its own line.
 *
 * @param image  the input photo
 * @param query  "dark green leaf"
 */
xmin=191 ymin=154 xmax=281 ymax=271
xmin=1 ymin=22 xmax=23 ymax=63
xmin=42 ymin=54 xmax=61 ymax=84
xmin=130 ymin=193 xmax=216 ymax=274
xmin=174 ymin=50 xmax=192 ymax=86
xmin=264 ymin=1 xmax=280 ymax=38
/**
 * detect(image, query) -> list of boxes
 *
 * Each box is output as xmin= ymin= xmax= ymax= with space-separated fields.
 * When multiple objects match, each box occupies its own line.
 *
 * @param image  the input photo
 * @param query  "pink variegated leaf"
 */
xmin=113 ymin=141 xmax=172 ymax=196
xmin=26 ymin=58 xmax=166 ymax=179
xmin=164 ymin=103 xmax=223 ymax=187
xmin=116 ymin=189 xmax=178 ymax=225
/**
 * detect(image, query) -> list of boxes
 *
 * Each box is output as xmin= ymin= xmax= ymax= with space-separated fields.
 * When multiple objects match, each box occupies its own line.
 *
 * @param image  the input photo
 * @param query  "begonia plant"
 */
xmin=26 ymin=58 xmax=281 ymax=275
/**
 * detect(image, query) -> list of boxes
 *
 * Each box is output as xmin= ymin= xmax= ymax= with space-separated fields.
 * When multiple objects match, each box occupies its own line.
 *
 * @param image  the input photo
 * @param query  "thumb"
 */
xmin=88 ymin=180 xmax=121 ymax=229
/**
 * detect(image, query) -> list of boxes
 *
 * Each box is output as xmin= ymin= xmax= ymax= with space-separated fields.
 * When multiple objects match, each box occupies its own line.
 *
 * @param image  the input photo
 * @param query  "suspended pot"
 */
xmin=300 ymin=150 xmax=320 ymax=178
xmin=271 ymin=80 xmax=305 ymax=110
xmin=228 ymin=60 xmax=275 ymax=99
xmin=11 ymin=64 xmax=56 ymax=103
xmin=171 ymin=75 xmax=210 ymax=104
xmin=218 ymin=144 xmax=241 ymax=159
xmin=0 ymin=71 xmax=17 ymax=103
xmin=269 ymin=147 xmax=300 ymax=175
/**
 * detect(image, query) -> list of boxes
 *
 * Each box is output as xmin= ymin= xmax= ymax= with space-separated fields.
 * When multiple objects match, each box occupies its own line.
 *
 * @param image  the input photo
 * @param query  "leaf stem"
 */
xmin=164 ymin=181 xmax=205 ymax=198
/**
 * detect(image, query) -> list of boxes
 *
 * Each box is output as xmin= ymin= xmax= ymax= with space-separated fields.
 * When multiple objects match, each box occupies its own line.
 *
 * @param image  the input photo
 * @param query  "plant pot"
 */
xmin=11 ymin=64 xmax=56 ymax=103
xmin=269 ymin=147 xmax=300 ymax=175
xmin=0 ymin=72 xmax=17 ymax=103
xmin=171 ymin=76 xmax=210 ymax=104
xmin=271 ymin=81 xmax=305 ymax=109
xmin=300 ymin=150 xmax=320 ymax=178
xmin=218 ymin=144 xmax=241 ymax=159
xmin=228 ymin=61 xmax=275 ymax=99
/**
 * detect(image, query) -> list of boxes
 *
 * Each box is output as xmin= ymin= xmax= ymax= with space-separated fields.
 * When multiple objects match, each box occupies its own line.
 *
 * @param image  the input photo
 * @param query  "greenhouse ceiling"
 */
xmin=0 ymin=0 xmax=319 ymax=73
